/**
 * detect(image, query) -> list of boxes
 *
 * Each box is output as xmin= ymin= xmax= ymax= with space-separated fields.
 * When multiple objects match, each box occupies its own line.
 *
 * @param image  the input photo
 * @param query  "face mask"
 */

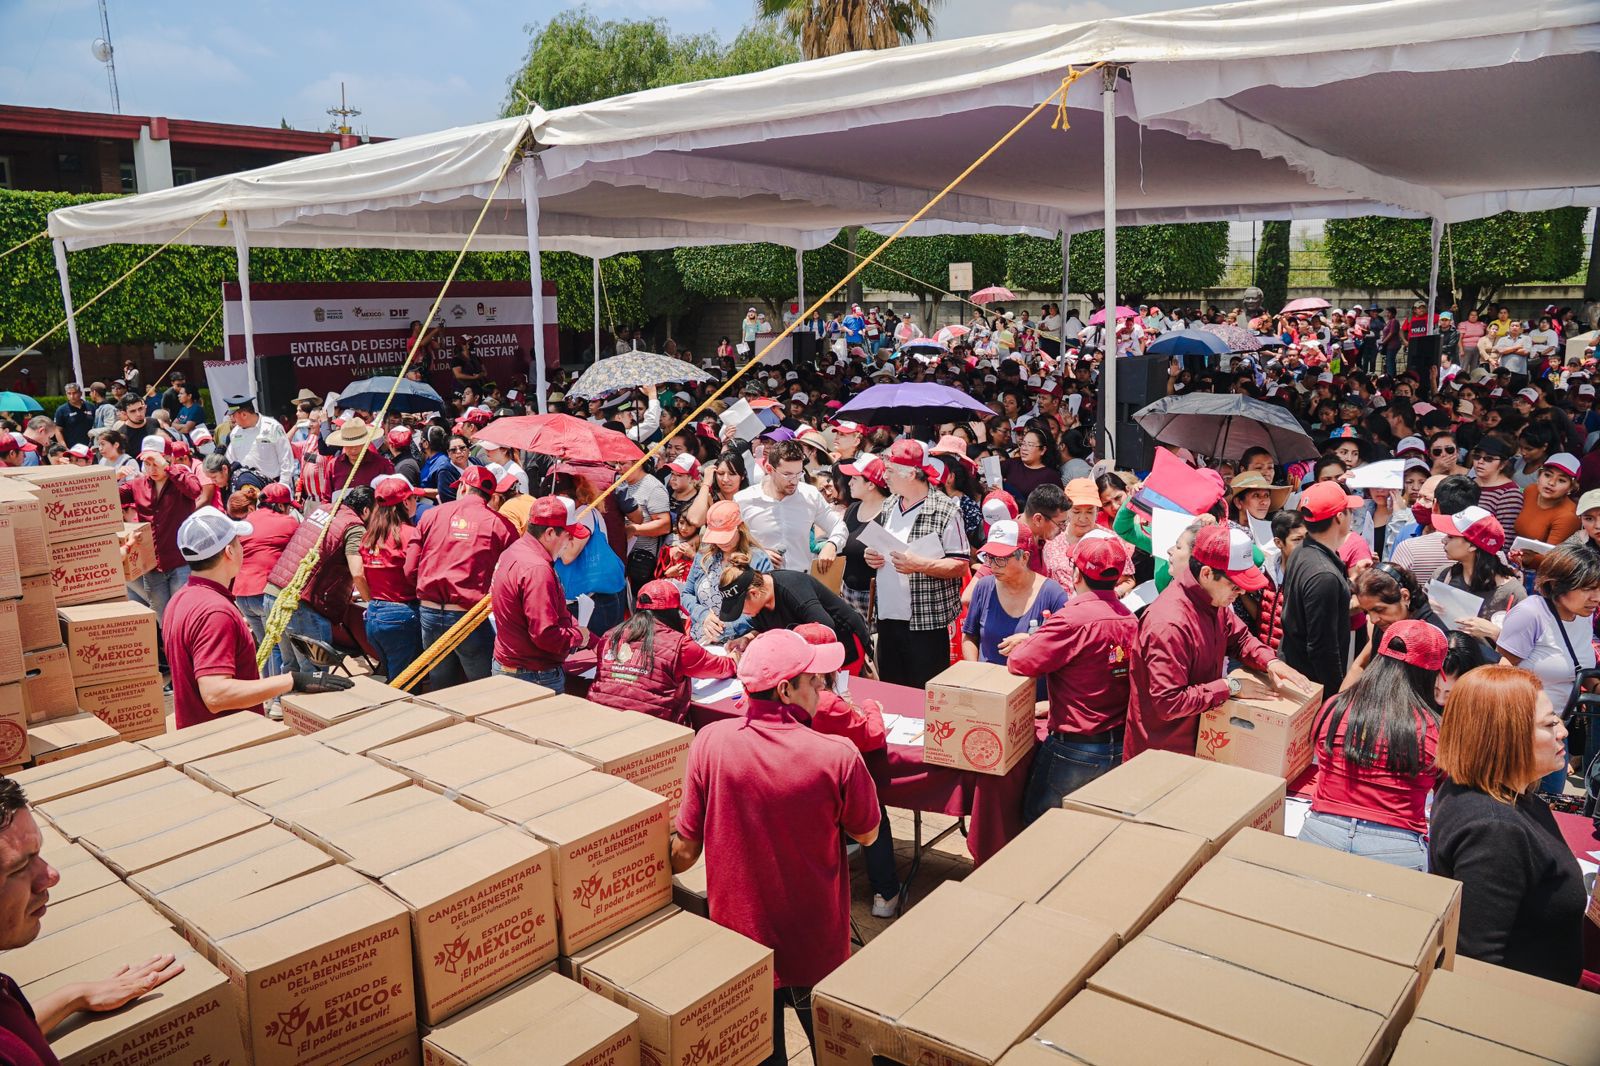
xmin=1411 ymin=503 xmax=1432 ymax=527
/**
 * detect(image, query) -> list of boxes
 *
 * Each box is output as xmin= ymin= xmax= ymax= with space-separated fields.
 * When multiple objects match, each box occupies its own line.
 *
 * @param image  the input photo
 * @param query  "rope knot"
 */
xmin=1051 ymin=67 xmax=1079 ymax=131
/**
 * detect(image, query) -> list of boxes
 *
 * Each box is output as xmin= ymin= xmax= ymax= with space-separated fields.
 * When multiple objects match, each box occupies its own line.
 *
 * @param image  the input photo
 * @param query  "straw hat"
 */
xmin=329 ymin=416 xmax=381 ymax=448
xmin=1228 ymin=471 xmax=1291 ymax=510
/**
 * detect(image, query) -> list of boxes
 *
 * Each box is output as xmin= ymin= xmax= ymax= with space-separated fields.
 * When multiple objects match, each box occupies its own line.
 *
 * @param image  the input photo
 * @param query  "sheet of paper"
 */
xmin=735 ymin=341 xmax=751 ymax=355
xmin=692 ymin=676 xmax=743 ymax=705
xmin=885 ymin=716 xmax=926 ymax=746
xmin=979 ymin=454 xmax=1003 ymax=490
xmin=575 ymin=594 xmax=595 ymax=629
xmin=1345 ymin=458 xmax=1404 ymax=490
xmin=1067 ymin=394 xmax=1083 ymax=416
xmin=1427 ymin=578 xmax=1485 ymax=631
xmin=1120 ymin=580 xmax=1159 ymax=613
xmin=1247 ymin=516 xmax=1275 ymax=546
xmin=1511 ymin=536 xmax=1557 ymax=555
xmin=857 ymin=520 xmax=911 ymax=558
xmin=906 ymin=533 xmax=944 ymax=560
xmin=719 ymin=398 xmax=754 ymax=428
xmin=1150 ymin=507 xmax=1195 ymax=563
xmin=1283 ymin=796 xmax=1311 ymax=840
xmin=323 ymin=391 xmax=340 ymax=416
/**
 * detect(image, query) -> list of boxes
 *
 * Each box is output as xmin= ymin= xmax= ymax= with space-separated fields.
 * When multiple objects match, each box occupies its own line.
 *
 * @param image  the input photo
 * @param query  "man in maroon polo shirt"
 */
xmin=322 ymin=416 xmax=394 ymax=493
xmin=671 ymin=630 xmax=881 ymax=1066
xmin=1007 ymin=534 xmax=1140 ymax=822
xmin=415 ymin=465 xmax=517 ymax=688
xmin=163 ymin=508 xmax=351 ymax=730
xmin=490 ymin=495 xmax=592 ymax=693
xmin=120 ymin=434 xmax=204 ymax=639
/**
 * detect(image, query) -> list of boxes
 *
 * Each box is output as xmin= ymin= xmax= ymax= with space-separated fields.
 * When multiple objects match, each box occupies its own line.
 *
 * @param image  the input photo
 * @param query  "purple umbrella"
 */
xmin=836 ymin=382 xmax=993 ymax=424
xmin=1198 ymin=323 xmax=1263 ymax=352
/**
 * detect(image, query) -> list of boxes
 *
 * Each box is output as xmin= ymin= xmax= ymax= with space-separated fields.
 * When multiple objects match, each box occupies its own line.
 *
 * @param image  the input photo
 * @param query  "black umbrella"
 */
xmin=1133 ymin=392 xmax=1318 ymax=461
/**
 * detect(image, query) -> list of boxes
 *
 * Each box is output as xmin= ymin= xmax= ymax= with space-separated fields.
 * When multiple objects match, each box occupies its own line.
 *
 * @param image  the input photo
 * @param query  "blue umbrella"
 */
xmin=336 ymin=376 xmax=443 ymax=414
xmin=0 ymin=392 xmax=43 ymax=414
xmin=898 ymin=338 xmax=946 ymax=356
xmin=1146 ymin=329 xmax=1231 ymax=357
xmin=836 ymin=382 xmax=992 ymax=424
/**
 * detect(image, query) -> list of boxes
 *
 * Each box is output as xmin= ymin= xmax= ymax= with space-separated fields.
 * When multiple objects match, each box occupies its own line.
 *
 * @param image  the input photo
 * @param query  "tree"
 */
xmin=1325 ymin=209 xmax=1589 ymax=312
xmin=1256 ymin=220 xmax=1291 ymax=314
xmin=1005 ymin=224 xmax=1228 ymax=304
xmin=852 ymin=232 xmax=1006 ymax=327
xmin=674 ymin=241 xmax=850 ymax=320
xmin=757 ymin=0 xmax=939 ymax=60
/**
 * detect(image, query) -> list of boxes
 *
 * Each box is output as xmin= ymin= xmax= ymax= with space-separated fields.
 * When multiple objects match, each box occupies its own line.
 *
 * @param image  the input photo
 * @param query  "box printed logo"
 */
xmin=267 ymin=1001 xmax=310 ymax=1047
xmin=573 ymin=872 xmax=605 ymax=910
xmin=1197 ymin=726 xmax=1232 ymax=755
xmin=75 ymin=642 xmax=100 ymax=665
xmin=435 ymin=934 xmax=471 ymax=975
xmin=925 ymin=719 xmax=955 ymax=746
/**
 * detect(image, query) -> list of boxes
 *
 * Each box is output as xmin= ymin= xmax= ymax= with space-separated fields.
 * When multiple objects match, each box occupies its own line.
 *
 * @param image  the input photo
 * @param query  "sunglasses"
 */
xmin=1430 ymin=446 xmax=1455 ymax=456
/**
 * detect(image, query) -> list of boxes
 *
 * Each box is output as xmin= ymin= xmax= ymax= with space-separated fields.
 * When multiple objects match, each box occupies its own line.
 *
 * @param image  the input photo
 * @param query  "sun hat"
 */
xmin=528 ymin=495 xmax=591 ymax=539
xmin=330 ymin=416 xmax=381 ymax=447
xmin=736 ymin=630 xmax=845 ymax=692
xmin=1228 ymin=471 xmax=1291 ymax=508
xmin=1378 ymin=619 xmax=1448 ymax=671
xmin=1191 ymin=525 xmax=1267 ymax=591
xmin=177 ymin=506 xmax=253 ymax=563
xmin=1299 ymin=480 xmax=1365 ymax=522
xmin=1431 ymin=505 xmax=1504 ymax=553
xmin=979 ymin=520 xmax=1032 ymax=558
xmin=1064 ymin=478 xmax=1100 ymax=509
xmin=703 ymin=500 xmax=745 ymax=550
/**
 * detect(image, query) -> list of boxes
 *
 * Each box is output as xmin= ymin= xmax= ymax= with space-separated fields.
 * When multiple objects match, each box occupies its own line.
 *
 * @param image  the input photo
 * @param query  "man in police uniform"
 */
xmin=222 ymin=394 xmax=293 ymax=491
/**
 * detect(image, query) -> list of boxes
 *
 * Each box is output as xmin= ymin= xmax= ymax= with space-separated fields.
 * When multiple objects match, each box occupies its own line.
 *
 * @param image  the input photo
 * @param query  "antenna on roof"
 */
xmin=326 ymin=82 xmax=362 ymax=136
xmin=91 ymin=0 xmax=121 ymax=114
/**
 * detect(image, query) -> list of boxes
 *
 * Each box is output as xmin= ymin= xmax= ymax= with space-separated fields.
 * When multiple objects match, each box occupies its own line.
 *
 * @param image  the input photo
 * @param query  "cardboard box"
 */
xmin=21 ymin=644 xmax=75 ymax=721
xmin=77 ymin=789 xmax=270 ymax=877
xmin=135 ymin=826 xmax=339 ymax=940
xmin=1196 ymin=668 xmax=1323 ymax=779
xmin=1389 ymin=964 xmax=1600 ymax=1065
xmin=1089 ymin=900 xmax=1416 ymax=1066
xmin=185 ymin=864 xmax=417 ymax=1066
xmin=37 ymin=766 xmax=210 ymax=839
xmin=1060 ymin=749 xmax=1285 ymax=856
xmin=120 ymin=520 xmax=156 ymax=583
xmin=9 ymin=740 xmax=162 ymax=803
xmin=962 ymin=808 xmax=1208 ymax=942
xmin=18 ymin=573 xmax=57 ymax=650
xmin=368 ymin=723 xmax=588 ymax=812
xmin=0 ymin=600 xmax=22 ymax=686
xmin=488 ymin=772 xmax=671 ymax=954
xmin=0 ymin=885 xmax=173 ymax=988
xmin=424 ymin=969 xmax=639 ymax=1066
xmin=576 ymin=909 xmax=772 ymax=1066
xmin=999 ymin=990 xmax=1300 ymax=1066
xmin=0 ymin=511 xmax=22 ymax=599
xmin=48 ymin=530 xmax=127 ymax=606
xmin=26 ymin=711 xmax=117 ymax=764
xmin=77 ymin=671 xmax=166 ymax=741
xmin=0 ymin=480 xmax=46 ymax=575
xmin=280 ymin=673 xmax=410 ymax=733
xmin=672 ymin=855 xmax=708 ymax=918
xmin=40 ymin=842 xmax=119 ymax=906
xmin=416 ymin=674 xmax=556 ymax=720
xmin=0 ymin=465 xmax=122 ymax=539
xmin=138 ymin=708 xmax=291 ymax=766
xmin=812 ymin=882 xmax=1118 ymax=1066
xmin=310 ymin=699 xmax=455 ymax=755
xmin=58 ymin=601 xmax=160 ymax=681
xmin=185 ymin=734 xmax=341 ymax=795
xmin=28 ymin=927 xmax=251 ymax=1066
xmin=295 ymin=789 xmax=559 ymax=1024
xmin=0 ymin=683 xmax=25 ymax=766
xmin=353 ymin=1036 xmax=423 ymax=1066
xmin=1218 ymin=828 xmax=1462 ymax=972
xmin=248 ymin=757 xmax=413 ymax=829
xmin=923 ymin=660 xmax=1036 ymax=775
xmin=482 ymin=699 xmax=693 ymax=818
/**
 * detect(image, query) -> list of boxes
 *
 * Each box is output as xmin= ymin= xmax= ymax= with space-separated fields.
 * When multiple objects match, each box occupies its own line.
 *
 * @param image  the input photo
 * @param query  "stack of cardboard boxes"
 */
xmin=0 ymin=466 xmax=164 ymax=763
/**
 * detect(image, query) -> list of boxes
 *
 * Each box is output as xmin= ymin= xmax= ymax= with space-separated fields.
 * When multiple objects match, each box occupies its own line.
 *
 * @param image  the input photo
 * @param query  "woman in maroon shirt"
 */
xmin=1301 ymin=619 xmax=1445 ymax=871
xmin=230 ymin=485 xmax=299 ymax=676
xmin=360 ymin=476 xmax=423 ymax=682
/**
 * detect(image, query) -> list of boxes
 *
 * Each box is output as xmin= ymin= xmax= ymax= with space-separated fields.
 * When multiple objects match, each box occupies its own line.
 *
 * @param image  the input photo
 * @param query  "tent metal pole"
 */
xmin=1101 ymin=67 xmax=1119 ymax=462
xmin=521 ymin=160 xmax=549 ymax=414
xmin=1060 ymin=225 xmax=1072 ymax=326
xmin=1426 ymin=218 xmax=1444 ymax=334
xmin=52 ymin=239 xmax=85 ymax=388
xmin=795 ymin=247 xmax=806 ymax=326
xmin=592 ymin=256 xmax=601 ymax=364
xmin=231 ymin=222 xmax=258 ymax=399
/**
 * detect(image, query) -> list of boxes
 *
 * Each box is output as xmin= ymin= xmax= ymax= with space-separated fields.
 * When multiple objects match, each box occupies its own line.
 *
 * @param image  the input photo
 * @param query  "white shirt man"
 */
xmin=734 ymin=440 xmax=844 ymax=572
xmin=1494 ymin=327 xmax=1531 ymax=376
xmin=1526 ymin=325 xmax=1559 ymax=364
xmin=221 ymin=397 xmax=294 ymax=487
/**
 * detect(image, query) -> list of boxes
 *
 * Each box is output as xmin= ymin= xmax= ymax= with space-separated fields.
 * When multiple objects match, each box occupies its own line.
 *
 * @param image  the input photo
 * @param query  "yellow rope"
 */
xmin=0 ymin=213 xmax=210 ymax=378
xmin=257 ymin=138 xmax=527 ymax=669
xmin=149 ymin=304 xmax=222 ymax=392
xmin=0 ymin=230 xmax=46 ymax=262
xmin=390 ymin=63 xmax=1102 ymax=692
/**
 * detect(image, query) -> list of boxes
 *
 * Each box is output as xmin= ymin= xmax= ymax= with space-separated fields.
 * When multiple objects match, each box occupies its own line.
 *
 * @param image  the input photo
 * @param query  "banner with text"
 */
xmin=222 ymin=280 xmax=558 ymax=400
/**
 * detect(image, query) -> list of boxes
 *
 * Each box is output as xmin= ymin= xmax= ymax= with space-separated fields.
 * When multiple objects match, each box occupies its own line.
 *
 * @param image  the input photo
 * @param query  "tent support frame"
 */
xmin=1101 ymin=66 xmax=1119 ymax=462
xmin=52 ymin=239 xmax=85 ymax=388
xmin=521 ymin=160 xmax=550 ymax=414
xmin=232 ymin=221 xmax=259 ymax=399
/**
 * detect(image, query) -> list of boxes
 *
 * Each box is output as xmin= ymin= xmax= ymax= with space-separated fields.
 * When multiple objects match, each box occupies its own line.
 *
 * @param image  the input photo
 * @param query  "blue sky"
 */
xmin=0 ymin=0 xmax=1152 ymax=136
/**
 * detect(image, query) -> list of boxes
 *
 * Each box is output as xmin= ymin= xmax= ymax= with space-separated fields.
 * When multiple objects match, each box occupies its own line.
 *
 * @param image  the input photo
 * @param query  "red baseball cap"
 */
xmin=1191 ymin=524 xmax=1268 ymax=591
xmin=736 ymin=630 xmax=844 ymax=692
xmin=666 ymin=453 xmax=701 ymax=480
xmin=262 ymin=483 xmax=293 ymax=505
xmin=793 ymin=622 xmax=837 ymax=647
xmin=386 ymin=426 xmax=413 ymax=448
xmin=979 ymin=520 xmax=1032 ymax=557
xmin=839 ymin=452 xmax=887 ymax=490
xmin=636 ymin=580 xmax=681 ymax=612
xmin=373 ymin=475 xmax=424 ymax=507
xmin=1544 ymin=452 xmax=1580 ymax=479
xmin=528 ymin=495 xmax=590 ymax=539
xmin=1431 ymin=505 xmax=1504 ymax=554
xmin=981 ymin=489 xmax=1019 ymax=525
xmin=1377 ymin=619 xmax=1447 ymax=671
xmin=1298 ymin=480 xmax=1364 ymax=522
xmin=1069 ymin=531 xmax=1128 ymax=581
xmin=457 ymin=465 xmax=497 ymax=494
xmin=887 ymin=439 xmax=944 ymax=481
xmin=137 ymin=434 xmax=171 ymax=461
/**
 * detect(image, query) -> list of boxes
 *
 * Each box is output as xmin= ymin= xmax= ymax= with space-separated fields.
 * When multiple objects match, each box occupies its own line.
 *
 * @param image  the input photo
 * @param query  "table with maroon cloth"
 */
xmin=687 ymin=675 xmax=1031 ymax=872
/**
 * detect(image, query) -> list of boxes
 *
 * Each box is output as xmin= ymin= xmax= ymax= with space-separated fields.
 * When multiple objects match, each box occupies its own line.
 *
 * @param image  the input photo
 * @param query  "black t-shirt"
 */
xmin=451 ymin=352 xmax=485 ymax=379
xmin=840 ymin=500 xmax=877 ymax=593
xmin=752 ymin=569 xmax=871 ymax=666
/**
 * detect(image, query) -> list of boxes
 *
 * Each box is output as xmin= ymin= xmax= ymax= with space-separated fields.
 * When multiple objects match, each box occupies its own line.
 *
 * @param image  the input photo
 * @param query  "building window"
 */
xmin=173 ymin=166 xmax=197 ymax=185
xmin=0 ymin=157 xmax=11 ymax=189
xmin=57 ymin=152 xmax=82 ymax=174
xmin=119 ymin=163 xmax=136 ymax=193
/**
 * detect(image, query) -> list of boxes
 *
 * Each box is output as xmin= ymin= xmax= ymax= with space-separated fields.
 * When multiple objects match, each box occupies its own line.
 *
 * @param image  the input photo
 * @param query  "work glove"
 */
xmin=290 ymin=671 xmax=355 ymax=694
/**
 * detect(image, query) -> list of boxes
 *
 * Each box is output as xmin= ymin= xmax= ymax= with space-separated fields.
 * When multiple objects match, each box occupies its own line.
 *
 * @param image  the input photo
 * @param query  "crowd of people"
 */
xmin=1 ymin=291 xmax=1597 ymax=1064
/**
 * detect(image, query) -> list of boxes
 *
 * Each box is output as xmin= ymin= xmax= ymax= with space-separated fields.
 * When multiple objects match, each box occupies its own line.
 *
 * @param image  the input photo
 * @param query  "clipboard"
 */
xmin=810 ymin=557 xmax=845 ymax=593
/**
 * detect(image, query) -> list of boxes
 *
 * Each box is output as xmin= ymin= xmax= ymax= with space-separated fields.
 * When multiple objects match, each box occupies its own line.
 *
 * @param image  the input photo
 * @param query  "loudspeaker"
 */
xmin=257 ymin=354 xmax=298 ymax=421
xmin=1104 ymin=354 xmax=1167 ymax=470
xmin=1407 ymin=335 xmax=1440 ymax=396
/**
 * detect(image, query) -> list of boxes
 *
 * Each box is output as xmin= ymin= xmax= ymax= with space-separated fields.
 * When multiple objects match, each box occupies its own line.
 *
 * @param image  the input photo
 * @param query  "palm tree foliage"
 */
xmin=757 ymin=0 xmax=940 ymax=59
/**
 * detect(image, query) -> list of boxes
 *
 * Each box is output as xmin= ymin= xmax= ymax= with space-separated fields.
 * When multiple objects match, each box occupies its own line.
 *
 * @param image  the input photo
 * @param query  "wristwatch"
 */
xmin=1227 ymin=677 xmax=1243 ymax=697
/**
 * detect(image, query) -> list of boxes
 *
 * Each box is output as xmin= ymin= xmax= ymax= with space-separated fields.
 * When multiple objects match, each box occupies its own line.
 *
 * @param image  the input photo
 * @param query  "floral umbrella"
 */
xmin=568 ymin=351 xmax=710 ymax=400
xmin=969 ymin=285 xmax=1017 ymax=305
xmin=1197 ymin=322 xmax=1263 ymax=352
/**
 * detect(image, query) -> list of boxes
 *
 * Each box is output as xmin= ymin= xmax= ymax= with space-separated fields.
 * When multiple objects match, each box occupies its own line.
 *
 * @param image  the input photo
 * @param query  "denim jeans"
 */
xmin=860 ymin=807 xmax=898 ymax=901
xmin=582 ymin=589 xmax=627 ymax=639
xmin=235 ymin=594 xmax=282 ymax=677
xmin=421 ymin=605 xmax=494 ymax=689
xmin=273 ymin=600 xmax=332 ymax=675
xmin=364 ymin=600 xmax=422 ymax=683
xmin=142 ymin=566 xmax=190 ymax=628
xmin=1023 ymin=732 xmax=1122 ymax=826
xmin=763 ymin=986 xmax=815 ymax=1066
xmin=1298 ymin=810 xmax=1428 ymax=872
xmin=493 ymin=661 xmax=566 ymax=694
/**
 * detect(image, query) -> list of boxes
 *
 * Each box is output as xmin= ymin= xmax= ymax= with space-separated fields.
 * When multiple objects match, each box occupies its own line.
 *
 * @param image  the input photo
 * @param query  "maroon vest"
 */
xmin=588 ymin=622 xmax=692 ymax=725
xmin=267 ymin=503 xmax=363 ymax=619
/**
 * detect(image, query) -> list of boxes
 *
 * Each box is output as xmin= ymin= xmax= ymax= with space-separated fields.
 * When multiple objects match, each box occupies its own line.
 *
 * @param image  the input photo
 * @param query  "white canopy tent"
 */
xmin=47 ymin=0 xmax=1600 ymax=428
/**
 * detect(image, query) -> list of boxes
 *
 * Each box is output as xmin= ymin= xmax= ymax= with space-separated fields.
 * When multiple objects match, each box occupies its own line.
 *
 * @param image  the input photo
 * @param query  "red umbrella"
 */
xmin=476 ymin=414 xmax=643 ymax=463
xmin=969 ymin=285 xmax=1017 ymax=305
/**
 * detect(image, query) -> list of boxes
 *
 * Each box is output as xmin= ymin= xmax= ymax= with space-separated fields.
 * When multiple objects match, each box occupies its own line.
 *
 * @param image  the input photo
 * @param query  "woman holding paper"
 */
xmin=1511 ymin=453 xmax=1579 ymax=574
xmin=1432 ymin=506 xmax=1526 ymax=664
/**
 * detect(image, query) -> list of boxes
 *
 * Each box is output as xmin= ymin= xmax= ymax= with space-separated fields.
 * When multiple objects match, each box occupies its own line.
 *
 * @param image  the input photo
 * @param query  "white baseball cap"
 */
xmin=1579 ymin=384 xmax=1596 ymax=398
xmin=177 ymin=506 xmax=253 ymax=563
xmin=1516 ymin=386 xmax=1541 ymax=404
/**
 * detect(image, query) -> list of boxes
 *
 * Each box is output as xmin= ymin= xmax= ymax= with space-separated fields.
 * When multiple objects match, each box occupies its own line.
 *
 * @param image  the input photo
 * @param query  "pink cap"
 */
xmin=457 ymin=465 xmax=497 ymax=494
xmin=1377 ymin=619 xmax=1447 ymax=671
xmin=839 ymin=452 xmax=887 ymax=490
xmin=702 ymin=500 xmax=744 ymax=549
xmin=736 ymin=630 xmax=845 ymax=692
xmin=373 ymin=475 xmax=424 ymax=507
